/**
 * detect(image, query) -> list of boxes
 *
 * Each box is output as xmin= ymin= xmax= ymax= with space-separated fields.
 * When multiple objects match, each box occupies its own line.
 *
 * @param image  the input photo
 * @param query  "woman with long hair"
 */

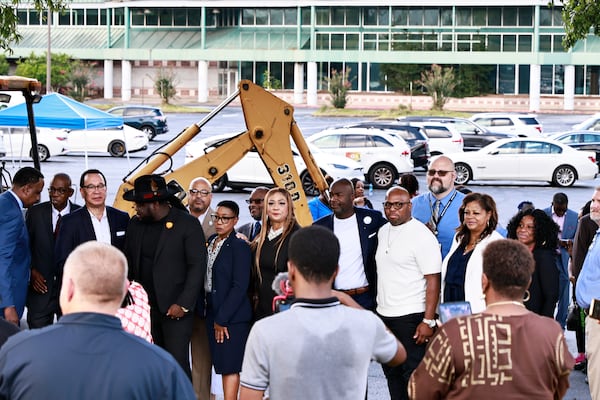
xmin=251 ymin=188 xmax=300 ymax=320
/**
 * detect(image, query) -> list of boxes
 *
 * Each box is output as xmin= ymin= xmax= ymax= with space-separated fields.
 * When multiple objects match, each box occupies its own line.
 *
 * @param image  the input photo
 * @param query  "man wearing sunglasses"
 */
xmin=412 ymin=156 xmax=465 ymax=259
xmin=237 ymin=187 xmax=268 ymax=241
xmin=25 ymin=173 xmax=80 ymax=329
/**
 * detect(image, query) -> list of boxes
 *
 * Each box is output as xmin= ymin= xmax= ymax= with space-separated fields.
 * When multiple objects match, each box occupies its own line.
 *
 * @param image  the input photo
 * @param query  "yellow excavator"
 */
xmin=112 ymin=80 xmax=328 ymax=226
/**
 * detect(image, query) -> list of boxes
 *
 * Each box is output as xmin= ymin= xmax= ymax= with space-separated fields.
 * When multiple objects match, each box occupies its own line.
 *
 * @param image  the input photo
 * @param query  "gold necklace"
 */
xmin=486 ymin=301 xmax=525 ymax=308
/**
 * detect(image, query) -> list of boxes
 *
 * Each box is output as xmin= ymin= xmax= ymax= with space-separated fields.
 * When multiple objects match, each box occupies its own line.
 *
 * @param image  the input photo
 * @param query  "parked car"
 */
xmin=408 ymin=122 xmax=464 ymax=155
xmin=185 ymin=133 xmax=364 ymax=195
xmin=572 ymin=114 xmax=600 ymax=131
xmin=344 ymin=121 xmax=430 ymax=169
xmin=107 ymin=106 xmax=168 ymax=140
xmin=307 ymin=127 xmax=413 ymax=189
xmin=469 ymin=112 xmax=543 ymax=136
xmin=65 ymin=125 xmax=149 ymax=157
xmin=0 ymin=126 xmax=67 ymax=162
xmin=549 ymin=131 xmax=600 ymax=170
xmin=398 ymin=116 xmax=515 ymax=151
xmin=446 ymin=137 xmax=597 ymax=187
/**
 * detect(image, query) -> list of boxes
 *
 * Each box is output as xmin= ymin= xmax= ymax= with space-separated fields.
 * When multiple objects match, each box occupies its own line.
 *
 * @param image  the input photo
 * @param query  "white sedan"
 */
xmin=185 ymin=132 xmax=364 ymax=195
xmin=1 ymin=126 xmax=68 ymax=161
xmin=447 ymin=137 xmax=597 ymax=187
xmin=65 ymin=125 xmax=149 ymax=157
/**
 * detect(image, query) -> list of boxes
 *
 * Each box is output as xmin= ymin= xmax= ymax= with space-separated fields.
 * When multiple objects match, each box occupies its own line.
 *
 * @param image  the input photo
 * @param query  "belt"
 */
xmin=340 ymin=285 xmax=369 ymax=296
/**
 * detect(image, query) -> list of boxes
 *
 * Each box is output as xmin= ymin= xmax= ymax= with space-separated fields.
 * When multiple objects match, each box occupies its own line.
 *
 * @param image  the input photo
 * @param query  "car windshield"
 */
xmin=519 ymin=117 xmax=540 ymax=125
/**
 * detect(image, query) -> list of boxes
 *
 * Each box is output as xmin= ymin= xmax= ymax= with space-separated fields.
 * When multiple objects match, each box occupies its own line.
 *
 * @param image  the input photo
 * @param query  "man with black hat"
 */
xmin=123 ymin=174 xmax=206 ymax=379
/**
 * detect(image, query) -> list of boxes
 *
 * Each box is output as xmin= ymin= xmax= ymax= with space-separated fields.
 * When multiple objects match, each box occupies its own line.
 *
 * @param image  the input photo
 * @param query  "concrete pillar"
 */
xmin=104 ymin=60 xmax=113 ymax=99
xmin=121 ymin=60 xmax=131 ymax=102
xmin=529 ymin=64 xmax=540 ymax=112
xmin=198 ymin=60 xmax=208 ymax=103
xmin=307 ymin=61 xmax=317 ymax=106
xmin=293 ymin=63 xmax=304 ymax=105
xmin=564 ymin=65 xmax=575 ymax=111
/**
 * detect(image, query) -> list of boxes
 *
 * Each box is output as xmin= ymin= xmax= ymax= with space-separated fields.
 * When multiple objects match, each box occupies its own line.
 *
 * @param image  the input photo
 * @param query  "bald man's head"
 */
xmin=60 ymin=242 xmax=128 ymax=315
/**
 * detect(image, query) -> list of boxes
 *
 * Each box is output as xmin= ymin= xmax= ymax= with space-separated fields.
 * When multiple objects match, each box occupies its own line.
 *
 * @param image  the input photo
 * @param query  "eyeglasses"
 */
xmin=189 ymin=189 xmax=211 ymax=197
xmin=48 ymin=187 xmax=69 ymax=194
xmin=82 ymin=184 xmax=106 ymax=191
xmin=210 ymin=214 xmax=236 ymax=224
xmin=383 ymin=201 xmax=411 ymax=210
xmin=245 ymin=198 xmax=263 ymax=204
xmin=427 ymin=169 xmax=454 ymax=177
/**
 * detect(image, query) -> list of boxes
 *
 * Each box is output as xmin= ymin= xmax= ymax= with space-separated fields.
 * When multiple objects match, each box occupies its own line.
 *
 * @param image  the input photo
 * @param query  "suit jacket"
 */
xmin=125 ymin=208 xmax=206 ymax=314
xmin=0 ymin=191 xmax=30 ymax=317
xmin=197 ymin=207 xmax=216 ymax=239
xmin=206 ymin=231 xmax=252 ymax=326
xmin=55 ymin=206 xmax=130 ymax=270
xmin=237 ymin=220 xmax=260 ymax=240
xmin=544 ymin=207 xmax=578 ymax=277
xmin=314 ymin=207 xmax=387 ymax=295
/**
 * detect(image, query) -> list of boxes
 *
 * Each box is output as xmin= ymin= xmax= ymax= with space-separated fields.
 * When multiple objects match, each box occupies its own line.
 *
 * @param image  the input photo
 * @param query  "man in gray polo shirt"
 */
xmin=240 ymin=225 xmax=406 ymax=400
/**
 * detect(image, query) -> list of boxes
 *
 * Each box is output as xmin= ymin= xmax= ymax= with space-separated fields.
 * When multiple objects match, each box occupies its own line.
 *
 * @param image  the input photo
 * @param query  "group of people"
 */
xmin=0 ymin=155 xmax=594 ymax=399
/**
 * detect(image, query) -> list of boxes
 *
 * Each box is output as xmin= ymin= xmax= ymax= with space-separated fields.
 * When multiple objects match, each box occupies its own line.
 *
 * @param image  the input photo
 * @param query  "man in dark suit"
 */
xmin=314 ymin=178 xmax=386 ymax=309
xmin=237 ymin=186 xmax=268 ymax=241
xmin=26 ymin=173 xmax=80 ymax=328
xmin=0 ymin=167 xmax=44 ymax=325
xmin=55 ymin=169 xmax=130 ymax=271
xmin=124 ymin=175 xmax=206 ymax=379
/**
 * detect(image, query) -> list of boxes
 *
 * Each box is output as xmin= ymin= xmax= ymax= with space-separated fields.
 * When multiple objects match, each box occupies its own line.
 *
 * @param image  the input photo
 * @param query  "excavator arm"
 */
xmin=113 ymin=80 xmax=328 ymax=226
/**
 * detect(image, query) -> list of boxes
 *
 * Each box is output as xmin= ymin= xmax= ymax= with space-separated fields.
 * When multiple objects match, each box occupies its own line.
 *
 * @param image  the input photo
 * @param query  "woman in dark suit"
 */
xmin=205 ymin=200 xmax=252 ymax=400
xmin=507 ymin=208 xmax=560 ymax=317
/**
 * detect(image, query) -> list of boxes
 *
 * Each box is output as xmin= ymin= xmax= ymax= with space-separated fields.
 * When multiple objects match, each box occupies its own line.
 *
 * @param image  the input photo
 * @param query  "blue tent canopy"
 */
xmin=0 ymin=93 xmax=123 ymax=130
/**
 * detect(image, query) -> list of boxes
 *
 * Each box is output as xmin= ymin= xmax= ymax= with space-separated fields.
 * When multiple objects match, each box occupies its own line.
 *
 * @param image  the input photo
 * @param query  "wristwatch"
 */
xmin=422 ymin=318 xmax=437 ymax=329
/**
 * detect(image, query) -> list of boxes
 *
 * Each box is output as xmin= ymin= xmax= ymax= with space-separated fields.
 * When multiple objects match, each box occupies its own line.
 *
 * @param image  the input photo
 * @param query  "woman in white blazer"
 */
xmin=441 ymin=193 xmax=504 ymax=313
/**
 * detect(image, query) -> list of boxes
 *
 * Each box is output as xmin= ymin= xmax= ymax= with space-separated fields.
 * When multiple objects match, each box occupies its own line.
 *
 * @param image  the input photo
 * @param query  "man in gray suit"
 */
xmin=237 ymin=187 xmax=268 ymax=241
xmin=188 ymin=176 xmax=215 ymax=399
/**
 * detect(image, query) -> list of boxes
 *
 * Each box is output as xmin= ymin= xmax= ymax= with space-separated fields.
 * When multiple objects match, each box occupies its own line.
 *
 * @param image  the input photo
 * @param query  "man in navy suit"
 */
xmin=314 ymin=178 xmax=386 ymax=309
xmin=544 ymin=192 xmax=579 ymax=329
xmin=26 ymin=173 xmax=80 ymax=328
xmin=0 ymin=167 xmax=44 ymax=325
xmin=55 ymin=169 xmax=130 ymax=271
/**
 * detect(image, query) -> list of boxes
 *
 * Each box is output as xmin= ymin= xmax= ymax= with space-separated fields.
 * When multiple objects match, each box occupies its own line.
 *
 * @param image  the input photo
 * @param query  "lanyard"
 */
xmin=429 ymin=190 xmax=458 ymax=228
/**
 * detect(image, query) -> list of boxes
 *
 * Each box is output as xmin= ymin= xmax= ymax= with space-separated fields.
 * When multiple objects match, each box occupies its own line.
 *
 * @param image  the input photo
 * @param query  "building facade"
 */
xmin=9 ymin=0 xmax=600 ymax=110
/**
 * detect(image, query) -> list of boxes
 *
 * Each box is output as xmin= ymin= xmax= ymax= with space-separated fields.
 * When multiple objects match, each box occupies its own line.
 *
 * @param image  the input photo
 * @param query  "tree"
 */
xmin=380 ymin=64 xmax=425 ymax=94
xmin=417 ymin=64 xmax=457 ymax=111
xmin=261 ymin=70 xmax=282 ymax=90
xmin=324 ymin=68 xmax=352 ymax=109
xmin=69 ymin=61 xmax=97 ymax=101
xmin=555 ymin=1 xmax=600 ymax=49
xmin=0 ymin=1 xmax=67 ymax=52
xmin=153 ymin=68 xmax=177 ymax=105
xmin=15 ymin=52 xmax=73 ymax=92
xmin=0 ymin=55 xmax=9 ymax=75
xmin=453 ymin=64 xmax=495 ymax=98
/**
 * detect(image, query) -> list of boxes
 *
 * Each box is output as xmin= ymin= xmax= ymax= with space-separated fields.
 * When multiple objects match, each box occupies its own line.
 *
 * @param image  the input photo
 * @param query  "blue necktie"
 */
xmin=251 ymin=221 xmax=261 ymax=240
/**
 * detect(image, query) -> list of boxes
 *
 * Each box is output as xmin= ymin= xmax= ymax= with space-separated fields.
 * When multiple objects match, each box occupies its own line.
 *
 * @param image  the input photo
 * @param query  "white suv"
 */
xmin=409 ymin=122 xmax=464 ymax=155
xmin=469 ymin=113 xmax=543 ymax=136
xmin=307 ymin=127 xmax=413 ymax=189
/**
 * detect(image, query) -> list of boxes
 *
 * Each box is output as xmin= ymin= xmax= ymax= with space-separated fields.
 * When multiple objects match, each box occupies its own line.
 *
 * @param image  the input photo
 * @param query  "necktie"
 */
xmin=251 ymin=221 xmax=261 ymax=240
xmin=54 ymin=213 xmax=62 ymax=239
xmin=429 ymin=200 xmax=440 ymax=234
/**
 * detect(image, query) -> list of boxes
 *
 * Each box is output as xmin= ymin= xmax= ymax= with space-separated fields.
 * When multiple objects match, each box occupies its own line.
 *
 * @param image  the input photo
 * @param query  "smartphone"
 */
xmin=439 ymin=301 xmax=472 ymax=323
xmin=590 ymin=298 xmax=600 ymax=320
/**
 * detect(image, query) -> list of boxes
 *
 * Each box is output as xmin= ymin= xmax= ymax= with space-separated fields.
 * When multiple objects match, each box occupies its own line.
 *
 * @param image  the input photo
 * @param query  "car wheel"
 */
xmin=368 ymin=163 xmax=396 ymax=189
xmin=141 ymin=125 xmax=156 ymax=140
xmin=300 ymin=170 xmax=324 ymax=197
xmin=108 ymin=140 xmax=126 ymax=157
xmin=552 ymin=165 xmax=576 ymax=187
xmin=31 ymin=144 xmax=49 ymax=162
xmin=454 ymin=162 xmax=472 ymax=185
xmin=212 ymin=174 xmax=227 ymax=192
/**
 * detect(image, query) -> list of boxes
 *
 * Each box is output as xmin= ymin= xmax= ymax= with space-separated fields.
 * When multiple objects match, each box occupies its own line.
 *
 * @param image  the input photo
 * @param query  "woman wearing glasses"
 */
xmin=251 ymin=188 xmax=300 ymax=320
xmin=205 ymin=200 xmax=252 ymax=400
xmin=441 ymin=193 xmax=503 ymax=313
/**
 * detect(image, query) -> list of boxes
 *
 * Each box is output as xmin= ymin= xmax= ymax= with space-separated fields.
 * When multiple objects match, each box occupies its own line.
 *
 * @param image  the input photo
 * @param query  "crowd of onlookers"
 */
xmin=0 ymin=158 xmax=598 ymax=399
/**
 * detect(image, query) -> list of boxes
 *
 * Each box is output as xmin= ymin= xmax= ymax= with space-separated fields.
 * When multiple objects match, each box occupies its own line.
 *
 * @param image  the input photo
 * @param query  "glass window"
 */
xmin=58 ymin=10 xmax=69 ymax=25
xmin=346 ymin=8 xmax=359 ymax=25
xmin=301 ymin=8 xmax=311 ymax=25
xmin=488 ymin=35 xmax=501 ymax=51
xmin=331 ymin=34 xmax=344 ymax=50
xmin=491 ymin=118 xmax=514 ymax=127
xmin=497 ymin=141 xmax=522 ymax=154
xmin=424 ymin=8 xmax=438 ymax=26
xmin=364 ymin=34 xmax=377 ymax=50
xmin=554 ymin=35 xmax=566 ymax=52
xmin=241 ymin=61 xmax=254 ymax=81
xmin=424 ymin=34 xmax=437 ymax=51
xmin=17 ymin=10 xmax=27 ymax=25
xmin=86 ymin=9 xmax=98 ymax=25
xmin=174 ymin=9 xmax=187 ymax=26
xmin=553 ymin=8 xmax=563 ymax=26
xmin=473 ymin=35 xmax=486 ymax=51
xmin=379 ymin=8 xmax=389 ymax=25
xmin=270 ymin=9 xmax=283 ymax=25
xmin=370 ymin=63 xmax=383 ymax=90
xmin=313 ymin=135 xmax=341 ymax=149
xmin=332 ymin=8 xmax=345 ymax=25
xmin=503 ymin=35 xmax=516 ymax=52
xmin=473 ymin=8 xmax=486 ymax=26
xmin=347 ymin=34 xmax=359 ymax=50
xmin=284 ymin=9 xmax=297 ymax=25
xmin=457 ymin=34 xmax=471 ymax=52
xmin=256 ymin=9 xmax=268 ymax=25
xmin=518 ymin=7 xmax=533 ymax=26
xmin=456 ymin=8 xmax=471 ymax=26
xmin=498 ymin=64 xmax=515 ymax=94
xmin=440 ymin=34 xmax=453 ymax=51
xmin=189 ymin=8 xmax=201 ymax=26
xmin=373 ymin=135 xmax=393 ymax=147
xmin=343 ymin=135 xmax=367 ymax=148
xmin=283 ymin=62 xmax=295 ymax=89
xmin=440 ymin=8 xmax=453 ymax=26
xmin=316 ymin=34 xmax=329 ymax=50
xmin=74 ymin=9 xmax=84 ymax=26
xmin=503 ymin=7 xmax=517 ymax=26
xmin=132 ymin=9 xmax=144 ymax=25
xmin=423 ymin=127 xmax=452 ymax=139
xmin=379 ymin=34 xmax=390 ymax=51
xmin=518 ymin=64 xmax=530 ymax=94
xmin=159 ymin=9 xmax=171 ymax=26
xmin=29 ymin=9 xmax=40 ymax=25
xmin=365 ymin=8 xmax=378 ymax=25
xmin=408 ymin=9 xmax=423 ymax=26
xmin=540 ymin=8 xmax=552 ymax=26
xmin=575 ymin=65 xmax=585 ymax=95
xmin=392 ymin=8 xmax=408 ymax=26
xmin=488 ymin=7 xmax=501 ymax=26
xmin=114 ymin=8 xmax=124 ymax=26
xmin=100 ymin=9 xmax=107 ymax=25
xmin=584 ymin=133 xmax=600 ymax=141
xmin=518 ymin=35 xmax=532 ymax=52
xmin=242 ymin=9 xmax=254 ymax=25
xmin=539 ymin=35 xmax=552 ymax=52
xmin=554 ymin=65 xmax=564 ymax=94
xmin=145 ymin=10 xmax=158 ymax=26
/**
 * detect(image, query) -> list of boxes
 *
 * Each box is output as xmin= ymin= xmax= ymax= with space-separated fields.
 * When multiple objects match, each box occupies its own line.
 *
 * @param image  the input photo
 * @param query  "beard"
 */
xmin=428 ymin=179 xmax=449 ymax=195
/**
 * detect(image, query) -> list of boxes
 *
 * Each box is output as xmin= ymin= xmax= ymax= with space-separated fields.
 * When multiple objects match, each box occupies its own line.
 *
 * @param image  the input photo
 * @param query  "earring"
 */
xmin=523 ymin=290 xmax=531 ymax=303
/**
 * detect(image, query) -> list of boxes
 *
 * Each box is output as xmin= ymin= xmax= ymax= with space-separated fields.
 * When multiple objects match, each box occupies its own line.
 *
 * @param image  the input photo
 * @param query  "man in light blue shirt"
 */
xmin=411 ymin=156 xmax=464 ymax=259
xmin=576 ymin=186 xmax=600 ymax=400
